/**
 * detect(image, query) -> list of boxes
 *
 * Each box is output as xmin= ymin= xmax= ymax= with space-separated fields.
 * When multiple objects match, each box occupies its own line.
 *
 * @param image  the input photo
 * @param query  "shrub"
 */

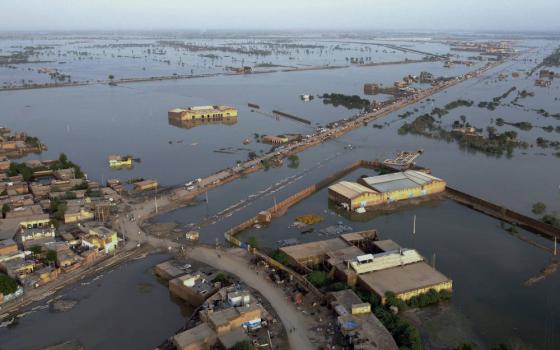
xmin=271 ymin=250 xmax=288 ymax=265
xmin=532 ymin=202 xmax=546 ymax=215
xmin=0 ymin=273 xmax=18 ymax=295
xmin=307 ymin=271 xmax=330 ymax=288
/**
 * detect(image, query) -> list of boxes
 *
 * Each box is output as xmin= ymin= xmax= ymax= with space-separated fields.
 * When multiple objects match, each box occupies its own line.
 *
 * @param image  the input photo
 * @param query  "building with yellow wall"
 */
xmin=108 ymin=155 xmax=132 ymax=168
xmin=168 ymin=106 xmax=238 ymax=122
xmin=82 ymin=226 xmax=118 ymax=253
xmin=328 ymin=170 xmax=446 ymax=211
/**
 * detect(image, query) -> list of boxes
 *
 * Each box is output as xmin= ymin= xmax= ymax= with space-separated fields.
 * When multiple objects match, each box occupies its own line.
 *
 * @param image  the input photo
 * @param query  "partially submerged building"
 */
xmin=329 ymin=170 xmax=446 ymax=211
xmin=281 ymin=234 xmax=452 ymax=303
xmin=168 ymin=106 xmax=238 ymax=122
xmin=133 ymin=180 xmax=158 ymax=192
xmin=279 ymin=230 xmax=377 ymax=270
xmin=169 ymin=272 xmax=218 ymax=306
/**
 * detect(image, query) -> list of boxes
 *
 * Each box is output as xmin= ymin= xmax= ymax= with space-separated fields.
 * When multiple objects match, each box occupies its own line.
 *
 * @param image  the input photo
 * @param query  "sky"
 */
xmin=0 ymin=0 xmax=558 ymax=32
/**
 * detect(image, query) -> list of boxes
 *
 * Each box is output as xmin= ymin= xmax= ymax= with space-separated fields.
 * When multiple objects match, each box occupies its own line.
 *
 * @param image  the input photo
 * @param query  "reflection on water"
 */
xmin=236 ymin=177 xmax=560 ymax=349
xmin=168 ymin=116 xmax=238 ymax=129
xmin=0 ymin=254 xmax=189 ymax=350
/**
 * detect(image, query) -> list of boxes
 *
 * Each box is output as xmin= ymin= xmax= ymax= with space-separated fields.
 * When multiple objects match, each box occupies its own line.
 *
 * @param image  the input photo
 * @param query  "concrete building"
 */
xmin=173 ymin=323 xmax=217 ymax=350
xmin=168 ymin=106 xmax=238 ymax=121
xmin=329 ymin=170 xmax=446 ymax=211
xmin=217 ymin=327 xmax=250 ymax=350
xmin=279 ymin=230 xmax=377 ymax=270
xmin=202 ymin=304 xmax=262 ymax=334
xmin=82 ymin=226 xmax=118 ymax=253
xmin=260 ymin=134 xmax=302 ymax=145
xmin=227 ymin=290 xmax=251 ymax=307
xmin=108 ymin=155 xmax=132 ymax=168
xmin=0 ymin=239 xmax=18 ymax=256
xmin=154 ymin=260 xmax=186 ymax=281
xmin=349 ymin=249 xmax=424 ymax=274
xmin=133 ymin=180 xmax=158 ymax=192
xmin=329 ymin=289 xmax=398 ymax=350
xmin=17 ymin=224 xmax=56 ymax=249
xmin=535 ymin=79 xmax=552 ymax=87
xmin=64 ymin=205 xmax=95 ymax=224
xmin=358 ymin=262 xmax=452 ymax=303
xmin=169 ymin=272 xmax=218 ymax=306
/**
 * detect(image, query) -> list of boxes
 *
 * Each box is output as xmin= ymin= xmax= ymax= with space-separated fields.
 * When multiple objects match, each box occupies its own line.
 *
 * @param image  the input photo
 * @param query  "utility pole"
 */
xmin=154 ymin=183 xmax=158 ymax=214
xmin=554 ymin=236 xmax=557 ymax=256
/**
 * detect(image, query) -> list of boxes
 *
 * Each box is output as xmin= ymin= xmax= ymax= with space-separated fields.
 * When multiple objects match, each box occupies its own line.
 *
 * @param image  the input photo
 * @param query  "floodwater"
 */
xmin=1 ymin=34 xmax=559 ymax=349
xmin=235 ymin=169 xmax=560 ymax=349
xmin=0 ymin=254 xmax=188 ymax=350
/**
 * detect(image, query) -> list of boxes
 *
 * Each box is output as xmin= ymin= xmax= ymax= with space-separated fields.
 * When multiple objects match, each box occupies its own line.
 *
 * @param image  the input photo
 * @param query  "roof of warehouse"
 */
xmin=360 ymin=170 xmax=442 ymax=193
xmin=280 ymin=238 xmax=350 ymax=261
xmin=359 ymin=261 xmax=451 ymax=296
xmin=328 ymin=181 xmax=377 ymax=199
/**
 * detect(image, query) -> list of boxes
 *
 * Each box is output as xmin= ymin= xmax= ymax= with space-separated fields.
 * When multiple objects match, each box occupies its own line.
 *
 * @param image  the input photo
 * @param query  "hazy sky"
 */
xmin=0 ymin=0 xmax=558 ymax=32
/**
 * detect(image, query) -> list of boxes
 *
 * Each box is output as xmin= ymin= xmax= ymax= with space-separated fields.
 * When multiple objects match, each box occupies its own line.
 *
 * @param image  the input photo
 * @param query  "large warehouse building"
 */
xmin=168 ymin=105 xmax=238 ymax=121
xmin=328 ymin=170 xmax=446 ymax=211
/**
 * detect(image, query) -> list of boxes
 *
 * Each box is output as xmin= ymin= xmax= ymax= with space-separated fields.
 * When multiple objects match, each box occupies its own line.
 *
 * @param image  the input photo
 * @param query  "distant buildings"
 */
xmin=133 ymin=179 xmax=158 ymax=192
xmin=168 ymin=105 xmax=238 ymax=122
xmin=108 ymin=154 xmax=132 ymax=168
xmin=260 ymin=133 xmax=302 ymax=145
xmin=535 ymin=79 xmax=552 ymax=87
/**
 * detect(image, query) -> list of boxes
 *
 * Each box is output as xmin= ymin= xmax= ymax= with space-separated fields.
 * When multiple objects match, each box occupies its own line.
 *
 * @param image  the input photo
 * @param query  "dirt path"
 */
xmin=189 ymin=246 xmax=315 ymax=350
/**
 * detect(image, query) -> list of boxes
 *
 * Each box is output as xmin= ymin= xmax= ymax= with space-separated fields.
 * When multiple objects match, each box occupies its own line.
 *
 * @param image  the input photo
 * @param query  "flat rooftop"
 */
xmin=359 ymin=261 xmax=451 ymax=296
xmin=218 ymin=328 xmax=249 ymax=349
xmin=173 ymin=323 xmax=215 ymax=349
xmin=330 ymin=289 xmax=398 ymax=350
xmin=280 ymin=238 xmax=350 ymax=262
xmin=340 ymin=230 xmax=377 ymax=243
xmin=373 ymin=239 xmax=401 ymax=252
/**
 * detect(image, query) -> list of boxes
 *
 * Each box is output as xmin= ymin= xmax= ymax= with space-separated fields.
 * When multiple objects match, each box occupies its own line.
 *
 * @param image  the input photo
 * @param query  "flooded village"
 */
xmin=0 ymin=28 xmax=559 ymax=350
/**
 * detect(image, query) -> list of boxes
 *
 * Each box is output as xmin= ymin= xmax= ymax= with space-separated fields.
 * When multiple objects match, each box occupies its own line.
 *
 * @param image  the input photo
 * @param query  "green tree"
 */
xmin=248 ymin=151 xmax=257 ymax=160
xmin=30 ymin=245 xmax=43 ymax=255
xmin=0 ymin=273 xmax=18 ymax=295
xmin=455 ymin=342 xmax=476 ymax=350
xmin=307 ymin=271 xmax=330 ymax=288
xmin=232 ymin=340 xmax=252 ymax=350
xmin=2 ymin=203 xmax=11 ymax=218
xmin=108 ymin=74 xmax=114 ymax=80
xmin=247 ymin=236 xmax=258 ymax=248
xmin=212 ymin=272 xmax=231 ymax=286
xmin=58 ymin=153 xmax=68 ymax=165
xmin=271 ymin=250 xmax=288 ymax=265
xmin=532 ymin=202 xmax=546 ymax=215
xmin=288 ymin=154 xmax=300 ymax=169
xmin=46 ymin=250 xmax=57 ymax=264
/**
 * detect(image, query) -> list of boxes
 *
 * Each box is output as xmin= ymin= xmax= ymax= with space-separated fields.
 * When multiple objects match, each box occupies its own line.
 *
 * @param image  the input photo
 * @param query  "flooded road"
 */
xmin=0 ymin=254 xmax=188 ymax=350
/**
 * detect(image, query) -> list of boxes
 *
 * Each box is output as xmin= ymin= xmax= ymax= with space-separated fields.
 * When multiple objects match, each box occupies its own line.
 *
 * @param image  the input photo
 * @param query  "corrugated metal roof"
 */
xmin=328 ymin=181 xmax=376 ymax=199
xmin=361 ymin=170 xmax=442 ymax=193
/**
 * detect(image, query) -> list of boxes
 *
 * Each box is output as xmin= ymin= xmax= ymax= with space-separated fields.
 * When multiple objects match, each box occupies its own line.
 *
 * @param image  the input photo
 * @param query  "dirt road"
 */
xmin=189 ymin=246 xmax=315 ymax=350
